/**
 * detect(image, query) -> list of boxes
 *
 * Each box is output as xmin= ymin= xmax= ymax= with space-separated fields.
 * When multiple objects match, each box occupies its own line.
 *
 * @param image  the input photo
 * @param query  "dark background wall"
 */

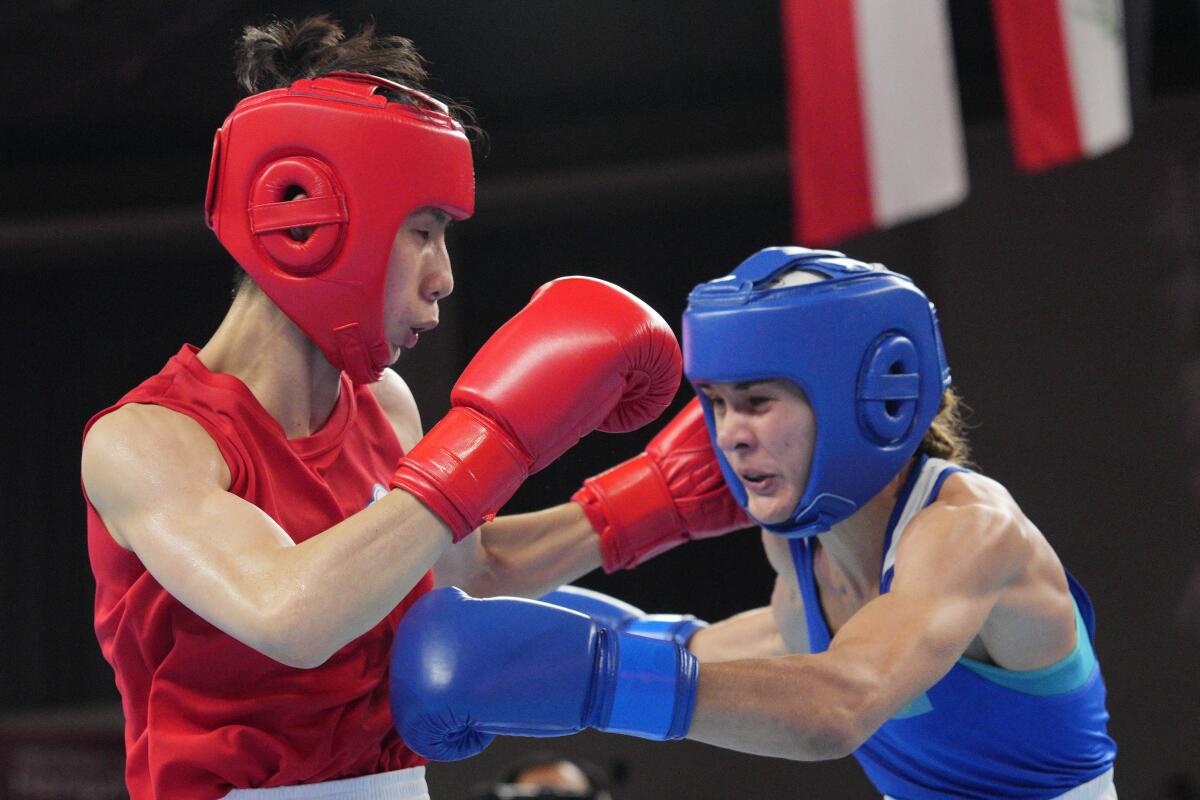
xmin=2 ymin=2 xmax=1199 ymax=798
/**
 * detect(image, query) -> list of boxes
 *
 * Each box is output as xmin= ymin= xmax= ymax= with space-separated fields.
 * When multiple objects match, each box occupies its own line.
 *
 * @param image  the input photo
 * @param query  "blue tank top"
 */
xmin=790 ymin=455 xmax=1116 ymax=799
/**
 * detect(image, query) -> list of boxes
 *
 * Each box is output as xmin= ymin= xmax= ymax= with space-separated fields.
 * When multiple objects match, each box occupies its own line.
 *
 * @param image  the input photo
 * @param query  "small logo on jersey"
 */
xmin=367 ymin=483 xmax=388 ymax=508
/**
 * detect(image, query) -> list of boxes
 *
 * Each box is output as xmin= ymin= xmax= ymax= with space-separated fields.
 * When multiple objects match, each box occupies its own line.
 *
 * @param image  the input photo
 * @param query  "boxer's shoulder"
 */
xmin=897 ymin=469 xmax=1039 ymax=592
xmin=83 ymin=404 xmax=232 ymax=546
xmin=85 ymin=402 xmax=226 ymax=466
xmin=367 ymin=367 xmax=423 ymax=451
xmin=935 ymin=468 xmax=1017 ymax=511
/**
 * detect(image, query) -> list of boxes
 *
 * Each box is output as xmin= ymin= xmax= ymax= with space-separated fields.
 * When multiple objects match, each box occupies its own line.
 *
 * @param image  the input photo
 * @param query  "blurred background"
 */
xmin=2 ymin=0 xmax=1199 ymax=797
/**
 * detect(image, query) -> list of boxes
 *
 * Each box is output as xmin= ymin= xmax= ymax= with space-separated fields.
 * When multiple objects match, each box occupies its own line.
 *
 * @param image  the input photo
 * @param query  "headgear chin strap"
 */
xmin=683 ymin=247 xmax=951 ymax=538
xmin=205 ymin=71 xmax=475 ymax=384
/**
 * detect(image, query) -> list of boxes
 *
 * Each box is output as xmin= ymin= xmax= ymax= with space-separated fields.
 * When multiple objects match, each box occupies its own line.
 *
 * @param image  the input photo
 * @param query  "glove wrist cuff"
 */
xmin=577 ymin=454 xmax=688 ymax=573
xmin=392 ymin=408 xmax=532 ymax=542
xmin=599 ymin=632 xmax=698 ymax=740
xmin=626 ymin=614 xmax=709 ymax=648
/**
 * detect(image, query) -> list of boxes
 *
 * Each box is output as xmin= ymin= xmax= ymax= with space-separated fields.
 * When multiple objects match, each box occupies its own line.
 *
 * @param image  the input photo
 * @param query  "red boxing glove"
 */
xmin=574 ymin=397 xmax=752 ymax=572
xmin=393 ymin=277 xmax=681 ymax=540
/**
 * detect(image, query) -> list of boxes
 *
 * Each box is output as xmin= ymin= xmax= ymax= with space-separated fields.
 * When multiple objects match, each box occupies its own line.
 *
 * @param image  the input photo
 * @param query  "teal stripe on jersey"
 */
xmin=957 ymin=600 xmax=1096 ymax=696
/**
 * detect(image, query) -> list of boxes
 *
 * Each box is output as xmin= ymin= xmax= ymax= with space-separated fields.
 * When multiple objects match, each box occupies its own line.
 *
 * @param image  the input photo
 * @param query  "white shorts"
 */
xmin=884 ymin=767 xmax=1116 ymax=800
xmin=221 ymin=766 xmax=429 ymax=800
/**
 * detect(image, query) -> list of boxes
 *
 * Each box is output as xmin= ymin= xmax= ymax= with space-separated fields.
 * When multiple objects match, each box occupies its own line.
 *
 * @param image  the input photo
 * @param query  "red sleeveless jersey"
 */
xmin=83 ymin=345 xmax=433 ymax=799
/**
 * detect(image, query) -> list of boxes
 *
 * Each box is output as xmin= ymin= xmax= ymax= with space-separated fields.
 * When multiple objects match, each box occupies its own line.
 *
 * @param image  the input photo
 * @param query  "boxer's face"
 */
xmin=383 ymin=207 xmax=455 ymax=364
xmin=699 ymin=379 xmax=816 ymax=525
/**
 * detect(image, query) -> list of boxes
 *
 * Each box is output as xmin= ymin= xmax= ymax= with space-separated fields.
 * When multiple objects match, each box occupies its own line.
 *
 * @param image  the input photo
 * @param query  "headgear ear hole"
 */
xmin=883 ymin=357 xmax=908 ymax=417
xmin=287 ymin=225 xmax=314 ymax=243
xmin=280 ymin=186 xmax=314 ymax=242
xmin=249 ymin=157 xmax=347 ymax=275
xmin=858 ymin=334 xmax=921 ymax=445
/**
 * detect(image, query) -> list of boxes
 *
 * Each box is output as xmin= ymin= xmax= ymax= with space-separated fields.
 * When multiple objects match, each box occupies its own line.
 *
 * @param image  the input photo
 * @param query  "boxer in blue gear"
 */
xmin=391 ymin=247 xmax=1117 ymax=799
xmin=681 ymin=248 xmax=1117 ymax=798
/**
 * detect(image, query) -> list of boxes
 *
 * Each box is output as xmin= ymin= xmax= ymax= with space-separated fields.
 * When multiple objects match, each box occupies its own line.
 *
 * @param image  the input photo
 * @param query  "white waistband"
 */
xmin=222 ymin=767 xmax=429 ymax=800
xmin=883 ymin=768 xmax=1115 ymax=800
xmin=1051 ymin=768 xmax=1116 ymax=800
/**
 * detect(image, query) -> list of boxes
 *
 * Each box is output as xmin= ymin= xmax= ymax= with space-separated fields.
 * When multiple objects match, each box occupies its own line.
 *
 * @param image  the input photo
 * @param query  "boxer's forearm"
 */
xmin=267 ymin=489 xmax=454 ymax=666
xmin=432 ymin=503 xmax=603 ymax=598
xmin=688 ymin=606 xmax=790 ymax=662
xmin=687 ymin=654 xmax=878 ymax=761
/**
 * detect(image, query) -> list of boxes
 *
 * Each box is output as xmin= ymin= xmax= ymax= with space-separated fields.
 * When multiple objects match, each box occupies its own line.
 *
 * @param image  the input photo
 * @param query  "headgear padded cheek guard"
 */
xmin=205 ymin=72 xmax=475 ymax=384
xmin=683 ymin=247 xmax=951 ymax=538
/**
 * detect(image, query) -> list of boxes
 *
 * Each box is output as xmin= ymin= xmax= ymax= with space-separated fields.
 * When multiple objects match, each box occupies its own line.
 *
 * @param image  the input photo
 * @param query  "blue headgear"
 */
xmin=683 ymin=247 xmax=951 ymax=537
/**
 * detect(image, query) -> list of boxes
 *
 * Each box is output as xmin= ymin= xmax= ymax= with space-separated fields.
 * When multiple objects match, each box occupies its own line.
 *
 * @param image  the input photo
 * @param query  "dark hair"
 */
xmin=227 ymin=14 xmax=481 ymax=297
xmin=919 ymin=387 xmax=973 ymax=466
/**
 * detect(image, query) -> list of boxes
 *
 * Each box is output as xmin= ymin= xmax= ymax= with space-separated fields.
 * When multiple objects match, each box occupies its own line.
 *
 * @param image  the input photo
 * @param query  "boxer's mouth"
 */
xmin=740 ymin=471 xmax=776 ymax=492
xmin=403 ymin=320 xmax=438 ymax=350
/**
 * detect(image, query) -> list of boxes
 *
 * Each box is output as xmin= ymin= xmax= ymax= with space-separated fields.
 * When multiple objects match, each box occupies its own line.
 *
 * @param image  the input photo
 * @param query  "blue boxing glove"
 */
xmin=390 ymin=587 xmax=698 ymax=761
xmin=540 ymin=585 xmax=707 ymax=649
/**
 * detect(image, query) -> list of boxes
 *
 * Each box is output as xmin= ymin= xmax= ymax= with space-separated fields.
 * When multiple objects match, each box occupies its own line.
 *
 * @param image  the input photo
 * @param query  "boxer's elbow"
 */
xmin=760 ymin=725 xmax=851 ymax=762
xmin=241 ymin=610 xmax=321 ymax=668
xmin=694 ymin=657 xmax=871 ymax=761
xmin=744 ymin=706 xmax=859 ymax=761
xmin=781 ymin=661 xmax=883 ymax=760
xmin=813 ymin=710 xmax=873 ymax=760
xmin=782 ymin=707 xmax=864 ymax=761
xmin=270 ymin=632 xmax=333 ymax=669
xmin=250 ymin=585 xmax=341 ymax=669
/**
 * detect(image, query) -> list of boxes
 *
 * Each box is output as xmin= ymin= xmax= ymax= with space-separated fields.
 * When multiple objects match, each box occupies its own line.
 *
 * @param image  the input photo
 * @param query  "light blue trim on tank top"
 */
xmin=956 ymin=598 xmax=1096 ymax=696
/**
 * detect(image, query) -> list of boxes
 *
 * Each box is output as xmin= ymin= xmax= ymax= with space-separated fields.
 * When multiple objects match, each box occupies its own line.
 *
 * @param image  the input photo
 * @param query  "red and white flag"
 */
xmin=991 ymin=0 xmax=1131 ymax=172
xmin=782 ymin=0 xmax=968 ymax=245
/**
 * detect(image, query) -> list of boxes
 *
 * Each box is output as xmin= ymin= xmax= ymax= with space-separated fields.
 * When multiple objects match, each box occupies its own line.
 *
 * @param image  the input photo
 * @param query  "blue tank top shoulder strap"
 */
xmin=880 ymin=454 xmax=965 ymax=593
xmin=790 ymin=536 xmax=830 ymax=653
xmin=789 ymin=454 xmax=942 ymax=653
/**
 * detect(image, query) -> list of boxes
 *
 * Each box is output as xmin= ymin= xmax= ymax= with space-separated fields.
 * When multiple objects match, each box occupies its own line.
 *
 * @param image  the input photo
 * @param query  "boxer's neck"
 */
xmin=813 ymin=461 xmax=913 ymax=598
xmin=197 ymin=286 xmax=343 ymax=438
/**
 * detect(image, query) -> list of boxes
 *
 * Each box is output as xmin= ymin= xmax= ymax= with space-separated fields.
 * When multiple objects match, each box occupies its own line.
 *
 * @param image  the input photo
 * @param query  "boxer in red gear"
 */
xmin=80 ymin=17 xmax=691 ymax=800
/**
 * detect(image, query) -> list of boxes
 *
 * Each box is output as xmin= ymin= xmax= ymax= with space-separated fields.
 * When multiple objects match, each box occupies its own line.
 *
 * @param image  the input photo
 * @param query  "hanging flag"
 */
xmin=781 ymin=0 xmax=968 ymax=245
xmin=991 ymin=0 xmax=1131 ymax=172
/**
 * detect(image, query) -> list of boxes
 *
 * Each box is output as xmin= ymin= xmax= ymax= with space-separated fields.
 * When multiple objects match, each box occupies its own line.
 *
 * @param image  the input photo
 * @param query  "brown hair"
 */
xmin=918 ymin=387 xmax=972 ymax=466
xmin=228 ymin=15 xmax=481 ymax=297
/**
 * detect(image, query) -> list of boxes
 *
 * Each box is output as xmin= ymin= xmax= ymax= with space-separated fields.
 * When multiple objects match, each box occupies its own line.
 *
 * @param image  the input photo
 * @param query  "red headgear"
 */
xmin=205 ymin=72 xmax=475 ymax=383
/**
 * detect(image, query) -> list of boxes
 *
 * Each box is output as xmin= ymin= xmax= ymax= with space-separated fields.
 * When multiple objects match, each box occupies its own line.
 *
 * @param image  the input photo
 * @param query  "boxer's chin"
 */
xmin=745 ymin=494 xmax=794 ymax=526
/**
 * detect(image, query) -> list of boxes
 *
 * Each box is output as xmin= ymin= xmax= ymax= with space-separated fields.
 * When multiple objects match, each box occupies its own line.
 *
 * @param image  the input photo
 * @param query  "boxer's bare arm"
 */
xmin=432 ymin=506 xmax=602 ymax=598
xmin=689 ymin=571 xmax=809 ymax=661
xmin=687 ymin=500 xmax=1033 ymax=760
xmin=370 ymin=371 xmax=604 ymax=597
xmin=689 ymin=606 xmax=787 ymax=662
xmin=690 ymin=528 xmax=813 ymax=661
xmin=82 ymin=402 xmax=453 ymax=669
